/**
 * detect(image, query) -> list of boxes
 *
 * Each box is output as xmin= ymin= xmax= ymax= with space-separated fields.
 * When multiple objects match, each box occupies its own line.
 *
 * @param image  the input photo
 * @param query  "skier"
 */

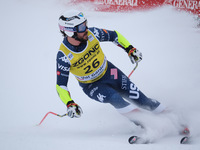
xmin=56 ymin=9 xmax=166 ymax=119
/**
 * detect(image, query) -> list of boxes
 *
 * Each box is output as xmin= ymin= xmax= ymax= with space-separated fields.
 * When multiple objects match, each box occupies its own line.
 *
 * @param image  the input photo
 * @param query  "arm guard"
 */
xmin=114 ymin=30 xmax=132 ymax=50
xmin=56 ymin=84 xmax=72 ymax=105
xmin=114 ymin=30 xmax=136 ymax=55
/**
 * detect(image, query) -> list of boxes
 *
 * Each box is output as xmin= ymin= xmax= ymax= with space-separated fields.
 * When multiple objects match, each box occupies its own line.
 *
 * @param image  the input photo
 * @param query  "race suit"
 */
xmin=56 ymin=27 xmax=165 ymax=114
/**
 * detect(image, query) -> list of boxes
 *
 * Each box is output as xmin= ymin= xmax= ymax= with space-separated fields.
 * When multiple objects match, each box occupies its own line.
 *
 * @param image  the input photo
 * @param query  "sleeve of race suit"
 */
xmin=89 ymin=27 xmax=133 ymax=52
xmin=89 ymin=27 xmax=117 ymax=42
xmin=56 ymin=50 xmax=72 ymax=105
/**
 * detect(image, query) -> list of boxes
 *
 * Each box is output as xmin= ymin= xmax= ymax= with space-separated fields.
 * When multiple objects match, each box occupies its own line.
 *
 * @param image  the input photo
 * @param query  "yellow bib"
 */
xmin=59 ymin=30 xmax=108 ymax=83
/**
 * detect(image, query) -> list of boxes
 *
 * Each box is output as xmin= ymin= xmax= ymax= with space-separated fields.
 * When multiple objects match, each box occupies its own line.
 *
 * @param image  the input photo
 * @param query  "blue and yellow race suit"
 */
xmin=56 ymin=27 xmax=165 ymax=114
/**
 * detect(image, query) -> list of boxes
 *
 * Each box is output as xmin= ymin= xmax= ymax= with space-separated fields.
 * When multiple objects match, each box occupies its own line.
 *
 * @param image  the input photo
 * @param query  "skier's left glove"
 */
xmin=126 ymin=45 xmax=142 ymax=64
xmin=66 ymin=100 xmax=83 ymax=118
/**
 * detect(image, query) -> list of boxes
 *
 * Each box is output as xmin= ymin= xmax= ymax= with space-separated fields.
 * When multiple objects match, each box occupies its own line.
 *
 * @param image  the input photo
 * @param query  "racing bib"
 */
xmin=59 ymin=30 xmax=108 ymax=83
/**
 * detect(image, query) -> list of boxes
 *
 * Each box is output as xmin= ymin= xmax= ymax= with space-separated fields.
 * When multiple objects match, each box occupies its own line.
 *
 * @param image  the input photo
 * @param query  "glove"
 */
xmin=66 ymin=100 xmax=83 ymax=118
xmin=126 ymin=46 xmax=142 ymax=64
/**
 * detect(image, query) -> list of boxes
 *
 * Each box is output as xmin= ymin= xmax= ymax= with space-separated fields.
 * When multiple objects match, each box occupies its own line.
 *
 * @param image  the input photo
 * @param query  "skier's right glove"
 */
xmin=126 ymin=45 xmax=142 ymax=64
xmin=66 ymin=100 xmax=83 ymax=118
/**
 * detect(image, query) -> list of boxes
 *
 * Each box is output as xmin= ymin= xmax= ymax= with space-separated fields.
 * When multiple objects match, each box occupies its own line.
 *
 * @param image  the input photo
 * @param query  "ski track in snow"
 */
xmin=0 ymin=0 xmax=200 ymax=150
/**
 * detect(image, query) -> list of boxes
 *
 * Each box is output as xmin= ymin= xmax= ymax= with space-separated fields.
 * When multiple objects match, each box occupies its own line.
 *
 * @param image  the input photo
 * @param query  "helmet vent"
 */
xmin=59 ymin=15 xmax=80 ymax=22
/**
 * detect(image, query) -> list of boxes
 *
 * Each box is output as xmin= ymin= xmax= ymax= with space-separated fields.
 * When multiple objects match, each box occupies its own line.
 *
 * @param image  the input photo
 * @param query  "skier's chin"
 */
xmin=80 ymin=35 xmax=88 ymax=43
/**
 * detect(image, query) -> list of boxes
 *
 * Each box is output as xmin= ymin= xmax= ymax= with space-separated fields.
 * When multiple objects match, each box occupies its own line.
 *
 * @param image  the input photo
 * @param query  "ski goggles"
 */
xmin=76 ymin=21 xmax=88 ymax=33
xmin=61 ymin=21 xmax=88 ymax=33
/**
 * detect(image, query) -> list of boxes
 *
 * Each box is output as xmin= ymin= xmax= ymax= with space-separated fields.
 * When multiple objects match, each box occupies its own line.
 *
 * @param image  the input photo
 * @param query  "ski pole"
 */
xmin=37 ymin=111 xmax=68 ymax=126
xmin=128 ymin=61 xmax=138 ymax=78
xmin=38 ymin=62 xmax=138 ymax=126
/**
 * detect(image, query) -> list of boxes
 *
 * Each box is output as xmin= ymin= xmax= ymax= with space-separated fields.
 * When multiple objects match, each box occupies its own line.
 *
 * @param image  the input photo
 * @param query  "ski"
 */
xmin=128 ymin=136 xmax=151 ymax=144
xmin=128 ymin=120 xmax=152 ymax=144
xmin=180 ymin=136 xmax=191 ymax=144
xmin=128 ymin=127 xmax=191 ymax=144
xmin=129 ymin=122 xmax=191 ymax=144
xmin=180 ymin=127 xmax=191 ymax=144
xmin=129 ymin=135 xmax=192 ymax=144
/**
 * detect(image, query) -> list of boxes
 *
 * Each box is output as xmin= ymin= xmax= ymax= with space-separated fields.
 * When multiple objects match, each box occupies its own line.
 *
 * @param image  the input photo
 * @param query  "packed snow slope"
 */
xmin=0 ymin=0 xmax=200 ymax=150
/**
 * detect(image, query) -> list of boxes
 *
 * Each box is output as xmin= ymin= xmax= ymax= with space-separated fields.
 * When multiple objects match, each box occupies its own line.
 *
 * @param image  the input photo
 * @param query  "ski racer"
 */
xmin=56 ymin=9 xmax=166 ymax=119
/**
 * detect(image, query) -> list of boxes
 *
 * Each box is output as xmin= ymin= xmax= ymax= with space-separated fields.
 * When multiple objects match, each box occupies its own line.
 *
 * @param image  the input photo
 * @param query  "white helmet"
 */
xmin=58 ymin=10 xmax=87 ymax=37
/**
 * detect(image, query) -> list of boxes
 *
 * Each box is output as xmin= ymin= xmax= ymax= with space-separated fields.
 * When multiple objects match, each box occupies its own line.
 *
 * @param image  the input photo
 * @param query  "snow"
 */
xmin=0 ymin=0 xmax=200 ymax=149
